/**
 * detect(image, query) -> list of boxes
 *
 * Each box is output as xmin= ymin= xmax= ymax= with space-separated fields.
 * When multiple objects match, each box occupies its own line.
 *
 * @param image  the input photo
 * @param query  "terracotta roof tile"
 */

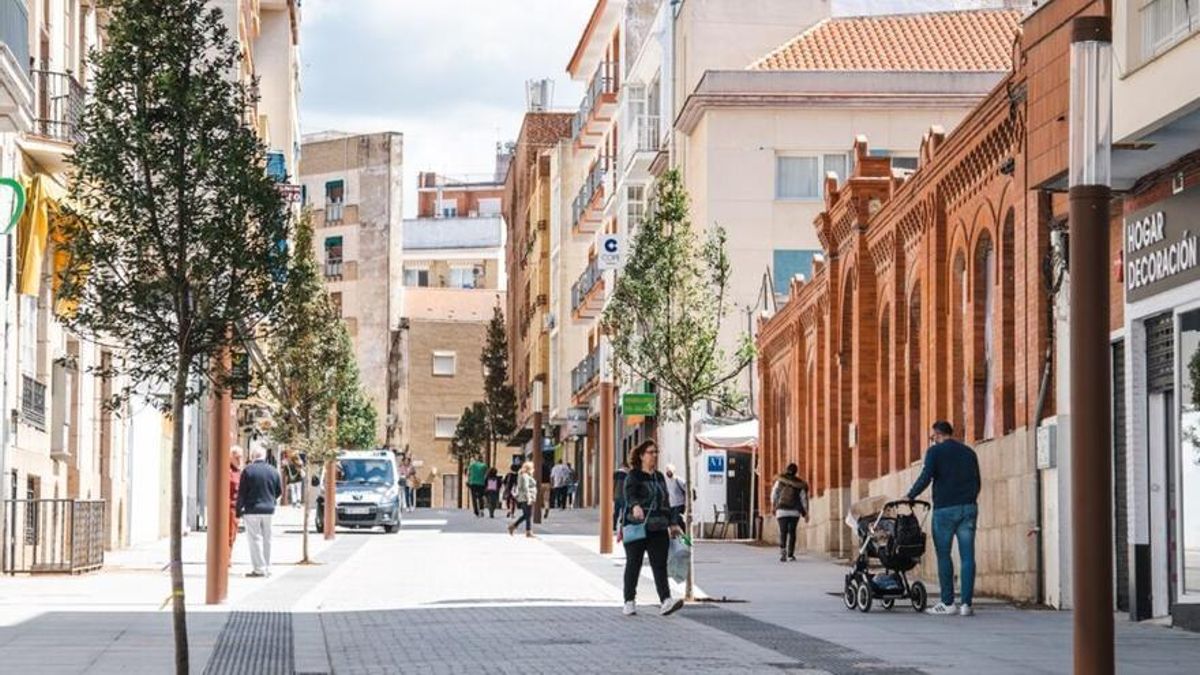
xmin=750 ymin=9 xmax=1021 ymax=72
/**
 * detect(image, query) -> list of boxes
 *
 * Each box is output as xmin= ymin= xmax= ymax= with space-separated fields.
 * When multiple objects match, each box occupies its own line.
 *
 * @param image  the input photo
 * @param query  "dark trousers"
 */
xmin=485 ymin=491 xmax=499 ymax=517
xmin=512 ymin=503 xmax=533 ymax=532
xmin=613 ymin=500 xmax=624 ymax=531
xmin=623 ymin=531 xmax=671 ymax=602
xmin=469 ymin=485 xmax=485 ymax=516
xmin=777 ymin=516 xmax=800 ymax=557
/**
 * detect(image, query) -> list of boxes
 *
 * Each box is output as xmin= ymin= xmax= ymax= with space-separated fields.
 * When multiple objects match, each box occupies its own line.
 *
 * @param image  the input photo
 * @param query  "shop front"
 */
xmin=1122 ymin=182 xmax=1200 ymax=631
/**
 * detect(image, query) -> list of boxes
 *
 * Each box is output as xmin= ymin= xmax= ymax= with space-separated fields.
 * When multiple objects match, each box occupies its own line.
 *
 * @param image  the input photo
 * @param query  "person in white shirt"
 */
xmin=664 ymin=464 xmax=687 ymax=522
xmin=550 ymin=460 xmax=570 ymax=509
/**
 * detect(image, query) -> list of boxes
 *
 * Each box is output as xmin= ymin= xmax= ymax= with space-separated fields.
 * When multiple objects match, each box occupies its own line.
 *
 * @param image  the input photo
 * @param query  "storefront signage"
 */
xmin=621 ymin=392 xmax=656 ymax=416
xmin=1126 ymin=188 xmax=1200 ymax=302
xmin=564 ymin=406 xmax=588 ymax=437
xmin=706 ymin=454 xmax=725 ymax=475
xmin=598 ymin=234 xmax=621 ymax=270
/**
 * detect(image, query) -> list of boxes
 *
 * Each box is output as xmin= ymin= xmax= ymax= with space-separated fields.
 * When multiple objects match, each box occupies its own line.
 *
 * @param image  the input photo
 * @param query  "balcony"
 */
xmin=571 ymin=348 xmax=600 ymax=399
xmin=30 ymin=68 xmax=85 ymax=145
xmin=20 ymin=375 xmax=46 ymax=431
xmin=623 ymin=114 xmax=661 ymax=171
xmin=571 ymin=258 xmax=605 ymax=320
xmin=0 ymin=0 xmax=32 ymax=132
xmin=572 ymin=59 xmax=618 ymax=144
xmin=571 ymin=158 xmax=610 ymax=235
xmin=324 ymin=260 xmax=344 ymax=280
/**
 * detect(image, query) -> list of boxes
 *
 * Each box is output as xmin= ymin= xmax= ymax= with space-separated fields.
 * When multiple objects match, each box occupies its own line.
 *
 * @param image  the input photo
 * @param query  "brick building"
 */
xmin=756 ymin=0 xmax=1114 ymax=605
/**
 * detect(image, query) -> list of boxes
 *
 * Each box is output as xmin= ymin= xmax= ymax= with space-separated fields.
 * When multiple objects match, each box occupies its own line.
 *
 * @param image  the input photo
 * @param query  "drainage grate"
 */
xmin=683 ymin=605 xmax=925 ymax=675
xmin=203 ymin=611 xmax=293 ymax=675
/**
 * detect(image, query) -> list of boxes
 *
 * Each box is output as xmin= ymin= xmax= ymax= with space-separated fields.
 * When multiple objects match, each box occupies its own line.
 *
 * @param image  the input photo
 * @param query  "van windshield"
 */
xmin=337 ymin=459 xmax=394 ymax=486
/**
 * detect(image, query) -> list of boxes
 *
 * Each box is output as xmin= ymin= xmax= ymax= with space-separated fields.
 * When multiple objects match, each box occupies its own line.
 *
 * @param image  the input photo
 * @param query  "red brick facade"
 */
xmin=755 ymin=1 xmax=1111 ymax=591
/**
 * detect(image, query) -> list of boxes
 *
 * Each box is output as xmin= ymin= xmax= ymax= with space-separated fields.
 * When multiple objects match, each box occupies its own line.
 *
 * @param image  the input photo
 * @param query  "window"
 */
xmin=1180 ymin=308 xmax=1200 ymax=596
xmin=326 ymin=180 xmax=345 ymax=221
xmin=1142 ymin=0 xmax=1200 ymax=59
xmin=330 ymin=292 xmax=343 ymax=317
xmin=265 ymin=152 xmax=287 ymax=182
xmin=324 ymin=236 xmax=343 ymax=263
xmin=448 ymin=267 xmax=477 ymax=289
xmin=776 ymin=154 xmax=849 ymax=200
xmin=773 ymin=250 xmax=820 ymax=290
xmin=300 ymin=184 xmax=307 ymax=206
xmin=627 ymin=184 xmax=647 ymax=230
xmin=435 ymin=415 xmax=459 ymax=439
xmin=432 ymin=351 xmax=456 ymax=376
xmin=404 ymin=267 xmax=430 ymax=287
xmin=19 ymin=295 xmax=36 ymax=376
xmin=477 ymin=198 xmax=501 ymax=216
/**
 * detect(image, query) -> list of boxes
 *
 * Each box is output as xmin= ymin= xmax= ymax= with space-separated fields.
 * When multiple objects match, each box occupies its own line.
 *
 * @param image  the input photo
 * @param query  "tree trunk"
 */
xmin=457 ymin=457 xmax=463 ymax=509
xmin=170 ymin=359 xmax=191 ymax=674
xmin=683 ymin=406 xmax=695 ymax=601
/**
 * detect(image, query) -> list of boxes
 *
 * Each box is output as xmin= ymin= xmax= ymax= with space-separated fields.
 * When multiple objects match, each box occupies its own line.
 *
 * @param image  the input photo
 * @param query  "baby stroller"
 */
xmin=842 ymin=496 xmax=931 ymax=613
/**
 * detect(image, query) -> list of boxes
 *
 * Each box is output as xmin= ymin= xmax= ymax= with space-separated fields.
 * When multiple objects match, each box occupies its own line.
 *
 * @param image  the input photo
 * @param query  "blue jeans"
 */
xmin=931 ymin=503 xmax=977 ymax=606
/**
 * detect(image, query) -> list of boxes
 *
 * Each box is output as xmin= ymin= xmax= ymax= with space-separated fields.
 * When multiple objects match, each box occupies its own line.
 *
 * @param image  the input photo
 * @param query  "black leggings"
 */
xmin=623 ymin=531 xmax=671 ymax=602
xmin=777 ymin=516 xmax=799 ymax=556
xmin=512 ymin=503 xmax=532 ymax=532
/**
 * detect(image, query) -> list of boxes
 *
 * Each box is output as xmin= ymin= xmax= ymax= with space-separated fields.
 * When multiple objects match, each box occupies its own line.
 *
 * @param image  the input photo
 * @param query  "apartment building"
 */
xmin=299 ymin=131 xmax=404 ymax=450
xmin=401 ymin=175 xmax=506 ymax=506
xmin=1109 ymin=0 xmax=1200 ymax=632
xmin=504 ymin=112 xmax=573 ymax=478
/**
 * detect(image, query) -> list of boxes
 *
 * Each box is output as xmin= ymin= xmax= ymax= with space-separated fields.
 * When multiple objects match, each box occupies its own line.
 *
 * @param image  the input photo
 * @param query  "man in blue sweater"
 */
xmin=907 ymin=420 xmax=981 ymax=616
xmin=236 ymin=445 xmax=282 ymax=577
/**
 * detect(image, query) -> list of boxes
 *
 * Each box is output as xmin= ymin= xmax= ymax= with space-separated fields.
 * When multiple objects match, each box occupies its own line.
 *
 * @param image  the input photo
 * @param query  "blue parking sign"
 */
xmin=706 ymin=454 xmax=725 ymax=475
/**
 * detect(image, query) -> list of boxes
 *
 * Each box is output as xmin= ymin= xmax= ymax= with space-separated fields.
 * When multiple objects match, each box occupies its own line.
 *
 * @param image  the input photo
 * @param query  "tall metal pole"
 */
xmin=532 ymin=379 xmax=544 ymax=524
xmin=205 ymin=347 xmax=232 ymax=605
xmin=1068 ymin=16 xmax=1114 ymax=675
xmin=599 ymin=381 xmax=615 ymax=554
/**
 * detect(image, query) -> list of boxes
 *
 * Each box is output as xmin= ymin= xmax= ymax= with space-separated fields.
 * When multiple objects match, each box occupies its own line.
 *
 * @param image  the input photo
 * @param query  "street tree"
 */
xmin=480 ymin=303 xmax=517 ymax=466
xmin=55 ymin=1 xmax=290 ymax=671
xmin=336 ymin=370 xmax=378 ymax=450
xmin=450 ymin=402 xmax=489 ymax=507
xmin=264 ymin=213 xmax=354 ymax=563
xmin=601 ymin=168 xmax=754 ymax=600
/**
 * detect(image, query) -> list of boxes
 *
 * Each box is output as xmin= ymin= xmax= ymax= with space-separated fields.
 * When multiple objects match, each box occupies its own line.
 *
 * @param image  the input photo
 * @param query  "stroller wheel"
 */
xmin=843 ymin=579 xmax=858 ymax=610
xmin=881 ymin=598 xmax=895 ymax=610
xmin=910 ymin=581 xmax=928 ymax=612
xmin=855 ymin=581 xmax=873 ymax=612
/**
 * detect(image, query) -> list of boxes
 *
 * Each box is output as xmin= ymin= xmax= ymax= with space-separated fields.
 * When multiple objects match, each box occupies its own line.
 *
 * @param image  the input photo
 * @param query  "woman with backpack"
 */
xmin=503 ymin=465 xmax=519 ymax=518
xmin=484 ymin=467 xmax=501 ymax=518
xmin=771 ymin=463 xmax=810 ymax=562
xmin=621 ymin=440 xmax=685 ymax=617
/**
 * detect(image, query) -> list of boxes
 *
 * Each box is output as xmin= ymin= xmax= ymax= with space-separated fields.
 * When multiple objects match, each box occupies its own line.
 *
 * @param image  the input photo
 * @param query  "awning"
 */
xmin=17 ymin=174 xmax=82 ymax=314
xmin=695 ymin=419 xmax=759 ymax=451
xmin=506 ymin=427 xmax=533 ymax=447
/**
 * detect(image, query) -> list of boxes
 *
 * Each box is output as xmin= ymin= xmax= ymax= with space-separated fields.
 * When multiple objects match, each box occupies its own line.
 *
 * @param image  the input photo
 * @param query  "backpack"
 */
xmin=777 ymin=478 xmax=805 ymax=511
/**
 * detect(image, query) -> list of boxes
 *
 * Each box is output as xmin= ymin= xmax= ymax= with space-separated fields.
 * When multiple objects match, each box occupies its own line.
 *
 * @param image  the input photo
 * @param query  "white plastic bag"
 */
xmin=667 ymin=535 xmax=692 ymax=583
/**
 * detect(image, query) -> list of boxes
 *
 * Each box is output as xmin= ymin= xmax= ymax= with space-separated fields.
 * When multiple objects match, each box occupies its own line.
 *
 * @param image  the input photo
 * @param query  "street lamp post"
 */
xmin=1067 ymin=15 xmax=1114 ymax=675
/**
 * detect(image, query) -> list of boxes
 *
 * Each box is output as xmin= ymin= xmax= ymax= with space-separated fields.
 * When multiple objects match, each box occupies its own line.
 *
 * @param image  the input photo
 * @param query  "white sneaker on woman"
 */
xmin=660 ymin=597 xmax=684 ymax=616
xmin=926 ymin=602 xmax=957 ymax=616
xmin=623 ymin=601 xmax=637 ymax=616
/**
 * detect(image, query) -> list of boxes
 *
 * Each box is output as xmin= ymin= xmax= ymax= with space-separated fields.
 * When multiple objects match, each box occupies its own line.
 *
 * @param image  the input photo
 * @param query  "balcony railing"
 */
xmin=324 ymin=260 xmax=344 ymax=279
xmin=326 ymin=201 xmax=345 ymax=223
xmin=20 ymin=375 xmax=45 ymax=430
xmin=1 ymin=0 xmax=30 ymax=77
xmin=31 ymin=68 xmax=85 ymax=145
xmin=571 ymin=158 xmax=610 ymax=232
xmin=572 ymin=59 xmax=618 ymax=140
xmin=571 ymin=348 xmax=600 ymax=397
xmin=571 ymin=258 xmax=603 ymax=313
xmin=635 ymin=115 xmax=661 ymax=152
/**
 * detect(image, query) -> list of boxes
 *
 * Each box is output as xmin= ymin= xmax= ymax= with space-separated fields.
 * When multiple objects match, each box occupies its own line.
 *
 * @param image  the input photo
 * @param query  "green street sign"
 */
xmin=0 ymin=178 xmax=27 ymax=234
xmin=622 ymin=392 xmax=657 ymax=417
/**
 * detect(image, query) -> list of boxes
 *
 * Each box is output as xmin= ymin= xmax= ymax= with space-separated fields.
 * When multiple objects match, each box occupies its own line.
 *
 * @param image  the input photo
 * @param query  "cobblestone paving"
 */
xmin=319 ymin=604 xmax=840 ymax=675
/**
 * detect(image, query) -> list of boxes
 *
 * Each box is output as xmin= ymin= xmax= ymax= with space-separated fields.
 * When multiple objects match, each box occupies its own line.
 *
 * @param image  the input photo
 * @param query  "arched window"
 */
xmin=951 ymin=251 xmax=968 ymax=438
xmin=907 ymin=283 xmax=922 ymax=465
xmin=879 ymin=309 xmax=892 ymax=475
xmin=1002 ymin=209 xmax=1016 ymax=432
xmin=974 ymin=232 xmax=996 ymax=440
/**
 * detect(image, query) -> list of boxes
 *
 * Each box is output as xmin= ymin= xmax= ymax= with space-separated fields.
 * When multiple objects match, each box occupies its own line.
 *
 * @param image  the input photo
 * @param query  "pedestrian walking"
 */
xmin=484 ymin=467 xmax=501 ymax=518
xmin=284 ymin=451 xmax=303 ymax=508
xmin=507 ymin=461 xmax=538 ymax=538
xmin=228 ymin=446 xmax=244 ymax=564
xmin=467 ymin=457 xmax=489 ymax=517
xmin=503 ymin=466 xmax=519 ymax=518
xmin=550 ymin=459 xmax=570 ymax=509
xmin=407 ymin=469 xmax=421 ymax=511
xmin=566 ymin=462 xmax=578 ymax=509
xmin=771 ymin=463 xmax=809 ymax=562
xmin=907 ymin=420 xmax=981 ymax=617
xmin=613 ymin=461 xmax=630 ymax=532
xmin=621 ymin=440 xmax=685 ymax=617
xmin=236 ymin=445 xmax=282 ymax=577
xmin=397 ymin=455 xmax=414 ymax=511
xmin=664 ymin=464 xmax=687 ymax=523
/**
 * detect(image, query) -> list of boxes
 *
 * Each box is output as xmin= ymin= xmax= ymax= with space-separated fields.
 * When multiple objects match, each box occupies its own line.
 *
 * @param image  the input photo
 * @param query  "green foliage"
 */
xmin=58 ymin=0 xmax=289 ymax=400
xmin=337 ymin=374 xmax=378 ymax=450
xmin=481 ymin=303 xmax=517 ymax=461
xmin=450 ymin=402 xmax=489 ymax=464
xmin=266 ymin=213 xmax=352 ymax=463
xmin=601 ymin=168 xmax=754 ymax=417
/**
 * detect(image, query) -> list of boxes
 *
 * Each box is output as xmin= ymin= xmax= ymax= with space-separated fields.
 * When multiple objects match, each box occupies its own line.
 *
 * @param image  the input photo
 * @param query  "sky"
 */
xmin=299 ymin=0 xmax=1012 ymax=217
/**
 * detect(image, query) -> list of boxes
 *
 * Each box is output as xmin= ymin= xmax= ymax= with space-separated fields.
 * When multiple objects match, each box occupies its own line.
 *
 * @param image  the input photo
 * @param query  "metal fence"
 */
xmin=2 ymin=499 xmax=106 ymax=574
xmin=31 ymin=67 xmax=86 ymax=144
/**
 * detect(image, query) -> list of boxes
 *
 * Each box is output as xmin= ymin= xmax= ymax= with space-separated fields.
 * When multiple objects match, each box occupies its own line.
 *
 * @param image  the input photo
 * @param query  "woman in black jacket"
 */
xmin=621 ymin=440 xmax=685 ymax=617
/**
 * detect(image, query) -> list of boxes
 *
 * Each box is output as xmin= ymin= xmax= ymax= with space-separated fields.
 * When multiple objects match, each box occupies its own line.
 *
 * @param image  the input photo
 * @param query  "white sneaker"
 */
xmin=959 ymin=604 xmax=974 ymax=616
xmin=623 ymin=601 xmax=637 ymax=616
xmin=926 ymin=602 xmax=957 ymax=616
xmin=660 ymin=597 xmax=684 ymax=616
